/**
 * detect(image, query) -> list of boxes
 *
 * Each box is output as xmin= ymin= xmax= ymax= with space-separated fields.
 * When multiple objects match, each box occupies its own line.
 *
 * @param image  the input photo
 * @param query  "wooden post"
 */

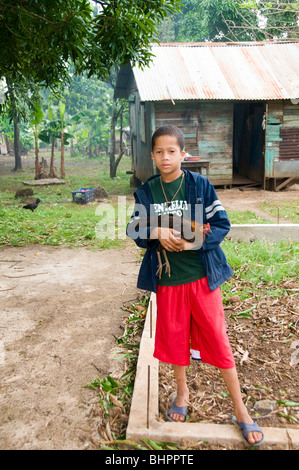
xmin=147 ymin=365 xmax=150 ymax=429
xmin=150 ymin=300 xmax=152 ymax=339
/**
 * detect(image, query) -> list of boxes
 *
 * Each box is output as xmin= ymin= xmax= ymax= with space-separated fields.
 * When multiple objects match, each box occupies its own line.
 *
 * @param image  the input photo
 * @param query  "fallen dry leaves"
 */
xmin=159 ymin=279 xmax=299 ymax=430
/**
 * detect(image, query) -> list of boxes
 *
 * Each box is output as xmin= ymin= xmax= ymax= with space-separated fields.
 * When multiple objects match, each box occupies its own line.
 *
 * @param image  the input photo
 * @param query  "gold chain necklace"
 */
xmin=160 ymin=171 xmax=185 ymax=207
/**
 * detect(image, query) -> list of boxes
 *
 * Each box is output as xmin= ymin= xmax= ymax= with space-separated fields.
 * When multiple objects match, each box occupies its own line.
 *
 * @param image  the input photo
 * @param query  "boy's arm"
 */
xmin=200 ymin=179 xmax=231 ymax=251
xmin=126 ymin=193 xmax=160 ymax=250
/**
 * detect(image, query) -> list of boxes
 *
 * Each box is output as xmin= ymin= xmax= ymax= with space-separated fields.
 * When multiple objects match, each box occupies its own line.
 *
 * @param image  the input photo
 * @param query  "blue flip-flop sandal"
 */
xmin=232 ymin=416 xmax=264 ymax=447
xmin=166 ymin=397 xmax=188 ymax=422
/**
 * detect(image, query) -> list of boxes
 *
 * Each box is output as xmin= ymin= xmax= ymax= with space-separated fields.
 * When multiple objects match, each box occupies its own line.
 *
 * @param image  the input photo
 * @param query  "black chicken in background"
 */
xmin=23 ymin=198 xmax=41 ymax=212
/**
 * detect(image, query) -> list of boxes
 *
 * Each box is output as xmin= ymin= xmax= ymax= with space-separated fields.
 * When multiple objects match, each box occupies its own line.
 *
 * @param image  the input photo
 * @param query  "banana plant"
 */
xmin=30 ymin=100 xmax=44 ymax=178
xmin=59 ymin=101 xmax=66 ymax=178
xmin=40 ymin=100 xmax=88 ymax=178
xmin=38 ymin=119 xmax=62 ymax=178
xmin=58 ymin=101 xmax=89 ymax=178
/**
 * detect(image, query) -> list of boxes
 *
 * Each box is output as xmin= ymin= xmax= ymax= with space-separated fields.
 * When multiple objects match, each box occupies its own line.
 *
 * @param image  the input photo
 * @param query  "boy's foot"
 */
xmin=167 ymin=395 xmax=189 ymax=422
xmin=234 ymin=409 xmax=264 ymax=446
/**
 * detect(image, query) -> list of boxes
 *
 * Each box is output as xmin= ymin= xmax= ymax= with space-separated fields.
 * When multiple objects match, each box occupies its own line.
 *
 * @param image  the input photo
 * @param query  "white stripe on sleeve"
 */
xmin=206 ymin=199 xmax=222 ymax=213
xmin=206 ymin=204 xmax=225 ymax=219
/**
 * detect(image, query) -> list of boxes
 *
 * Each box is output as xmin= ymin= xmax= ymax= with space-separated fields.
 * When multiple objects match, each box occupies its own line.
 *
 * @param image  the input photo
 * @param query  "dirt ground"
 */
xmin=0 ymin=177 xmax=298 ymax=450
xmin=217 ymin=185 xmax=298 ymax=224
xmin=0 ymin=242 xmax=142 ymax=450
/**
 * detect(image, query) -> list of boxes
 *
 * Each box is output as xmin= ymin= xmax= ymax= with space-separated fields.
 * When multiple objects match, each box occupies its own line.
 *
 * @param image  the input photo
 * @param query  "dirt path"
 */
xmin=217 ymin=187 xmax=298 ymax=223
xmin=0 ymin=243 xmax=141 ymax=450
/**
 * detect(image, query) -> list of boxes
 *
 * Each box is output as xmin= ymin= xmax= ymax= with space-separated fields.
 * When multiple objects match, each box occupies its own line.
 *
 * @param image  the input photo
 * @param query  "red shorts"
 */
xmin=154 ymin=277 xmax=236 ymax=369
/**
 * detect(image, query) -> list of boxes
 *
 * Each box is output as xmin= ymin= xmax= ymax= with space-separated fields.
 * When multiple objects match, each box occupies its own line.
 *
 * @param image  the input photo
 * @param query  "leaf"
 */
xmin=101 ymin=375 xmax=119 ymax=392
xmin=254 ymin=384 xmax=273 ymax=392
xmin=104 ymin=439 xmax=139 ymax=447
xmin=59 ymin=101 xmax=66 ymax=121
xmin=142 ymin=439 xmax=163 ymax=450
xmin=69 ymin=110 xmax=89 ymax=123
xmin=120 ymin=366 xmax=136 ymax=380
xmin=109 ymin=394 xmax=125 ymax=410
xmin=84 ymin=377 xmax=101 ymax=389
xmin=30 ymin=101 xmax=43 ymax=126
xmin=277 ymin=400 xmax=299 ymax=407
xmin=278 ymin=412 xmax=299 ymax=424
xmin=237 ymin=305 xmax=257 ymax=318
xmin=218 ymin=392 xmax=230 ymax=398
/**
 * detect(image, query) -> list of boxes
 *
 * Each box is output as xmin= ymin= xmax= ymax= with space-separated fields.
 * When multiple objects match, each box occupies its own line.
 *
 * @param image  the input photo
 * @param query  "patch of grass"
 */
xmin=0 ymin=203 xmax=127 ymax=249
xmin=260 ymin=199 xmax=299 ymax=223
xmin=226 ymin=210 xmax=273 ymax=224
xmin=0 ymin=153 xmax=133 ymax=201
xmin=221 ymin=238 xmax=299 ymax=301
xmin=0 ymin=153 xmax=133 ymax=248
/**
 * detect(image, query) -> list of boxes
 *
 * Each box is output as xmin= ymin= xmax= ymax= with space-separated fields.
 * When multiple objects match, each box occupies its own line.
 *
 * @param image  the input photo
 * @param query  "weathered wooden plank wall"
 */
xmin=154 ymin=101 xmax=233 ymax=185
xmin=265 ymin=101 xmax=299 ymax=179
xmin=265 ymin=102 xmax=283 ymax=178
xmin=197 ymin=102 xmax=233 ymax=184
xmin=280 ymin=103 xmax=299 ymax=160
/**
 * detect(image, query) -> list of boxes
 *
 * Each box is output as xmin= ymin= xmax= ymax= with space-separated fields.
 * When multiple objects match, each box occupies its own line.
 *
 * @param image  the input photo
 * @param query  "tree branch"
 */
xmin=221 ymin=1 xmax=299 ymax=42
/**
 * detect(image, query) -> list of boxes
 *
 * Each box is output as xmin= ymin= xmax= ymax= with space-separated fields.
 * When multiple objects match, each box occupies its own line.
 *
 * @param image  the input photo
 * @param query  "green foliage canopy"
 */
xmin=0 ymin=0 xmax=182 ymax=86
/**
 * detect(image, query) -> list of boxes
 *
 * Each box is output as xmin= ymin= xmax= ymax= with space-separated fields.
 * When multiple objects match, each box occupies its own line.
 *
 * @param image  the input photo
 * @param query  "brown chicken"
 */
xmin=148 ymin=213 xmax=212 ymax=279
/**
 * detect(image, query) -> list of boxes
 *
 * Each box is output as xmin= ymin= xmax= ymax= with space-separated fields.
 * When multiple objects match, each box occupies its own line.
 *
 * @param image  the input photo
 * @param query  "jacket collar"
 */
xmin=135 ymin=169 xmax=199 ymax=214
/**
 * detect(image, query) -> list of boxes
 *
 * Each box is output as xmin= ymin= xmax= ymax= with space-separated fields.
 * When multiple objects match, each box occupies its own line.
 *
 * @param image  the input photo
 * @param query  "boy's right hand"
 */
xmin=151 ymin=227 xmax=185 ymax=252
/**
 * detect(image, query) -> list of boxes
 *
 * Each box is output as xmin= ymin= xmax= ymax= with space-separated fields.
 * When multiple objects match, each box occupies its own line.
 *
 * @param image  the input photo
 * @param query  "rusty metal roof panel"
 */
xmin=132 ymin=43 xmax=299 ymax=101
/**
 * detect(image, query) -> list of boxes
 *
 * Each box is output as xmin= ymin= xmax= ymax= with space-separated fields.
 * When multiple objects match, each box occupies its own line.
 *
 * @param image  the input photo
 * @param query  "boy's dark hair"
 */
xmin=151 ymin=125 xmax=185 ymax=151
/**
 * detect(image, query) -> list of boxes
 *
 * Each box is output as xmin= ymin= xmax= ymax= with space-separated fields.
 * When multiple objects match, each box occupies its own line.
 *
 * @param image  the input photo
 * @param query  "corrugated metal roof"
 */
xmin=131 ymin=42 xmax=299 ymax=101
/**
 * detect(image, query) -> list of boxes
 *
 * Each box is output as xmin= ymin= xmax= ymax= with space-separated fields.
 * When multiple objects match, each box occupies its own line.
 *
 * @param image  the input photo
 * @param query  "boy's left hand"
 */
xmin=161 ymin=228 xmax=186 ymax=252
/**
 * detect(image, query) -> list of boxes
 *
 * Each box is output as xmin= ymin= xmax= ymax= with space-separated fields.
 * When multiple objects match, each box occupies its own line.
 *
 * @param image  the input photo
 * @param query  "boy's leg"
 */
xmin=220 ymin=367 xmax=263 ymax=445
xmin=168 ymin=365 xmax=189 ymax=422
xmin=188 ymin=278 xmax=262 ymax=444
xmin=154 ymin=284 xmax=191 ymax=422
xmin=189 ymin=278 xmax=235 ymax=369
xmin=154 ymin=284 xmax=192 ymax=366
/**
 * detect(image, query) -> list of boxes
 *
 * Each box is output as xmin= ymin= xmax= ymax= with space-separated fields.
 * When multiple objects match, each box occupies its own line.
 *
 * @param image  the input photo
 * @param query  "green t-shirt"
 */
xmin=148 ymin=174 xmax=206 ymax=286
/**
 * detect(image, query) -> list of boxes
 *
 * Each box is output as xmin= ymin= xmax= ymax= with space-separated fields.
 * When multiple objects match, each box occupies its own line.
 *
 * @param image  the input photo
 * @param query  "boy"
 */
xmin=127 ymin=125 xmax=263 ymax=447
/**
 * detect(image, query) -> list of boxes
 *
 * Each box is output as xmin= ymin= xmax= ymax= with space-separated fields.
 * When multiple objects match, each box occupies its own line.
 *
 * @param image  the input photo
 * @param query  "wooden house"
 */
xmin=115 ymin=42 xmax=299 ymax=190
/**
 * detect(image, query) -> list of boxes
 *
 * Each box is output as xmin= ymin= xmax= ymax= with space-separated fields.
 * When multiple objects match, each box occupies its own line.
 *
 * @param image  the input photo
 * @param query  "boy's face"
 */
xmin=151 ymin=135 xmax=185 ymax=181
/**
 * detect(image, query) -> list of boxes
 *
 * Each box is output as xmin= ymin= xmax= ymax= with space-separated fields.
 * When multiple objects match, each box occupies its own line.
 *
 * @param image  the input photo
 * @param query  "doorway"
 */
xmin=233 ymin=102 xmax=266 ymax=183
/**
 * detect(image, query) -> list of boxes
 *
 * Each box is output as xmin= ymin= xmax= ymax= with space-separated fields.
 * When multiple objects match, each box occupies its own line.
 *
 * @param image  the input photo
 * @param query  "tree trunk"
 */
xmin=5 ymin=135 xmax=11 ymax=154
xmin=109 ymin=98 xmax=125 ymax=178
xmin=34 ymin=130 xmax=39 ymax=178
xmin=7 ymin=79 xmax=22 ymax=171
xmin=174 ymin=22 xmax=180 ymax=41
xmin=49 ymin=138 xmax=57 ymax=178
xmin=70 ymin=139 xmax=75 ymax=157
xmin=118 ymin=109 xmax=125 ymax=164
xmin=60 ymin=131 xmax=65 ymax=178
xmin=88 ymin=142 xmax=93 ymax=158
xmin=109 ymin=98 xmax=118 ymax=178
xmin=13 ymin=112 xmax=22 ymax=171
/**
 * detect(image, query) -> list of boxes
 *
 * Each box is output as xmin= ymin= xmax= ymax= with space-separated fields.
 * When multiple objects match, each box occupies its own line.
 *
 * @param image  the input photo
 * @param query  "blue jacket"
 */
xmin=126 ymin=170 xmax=234 ymax=293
